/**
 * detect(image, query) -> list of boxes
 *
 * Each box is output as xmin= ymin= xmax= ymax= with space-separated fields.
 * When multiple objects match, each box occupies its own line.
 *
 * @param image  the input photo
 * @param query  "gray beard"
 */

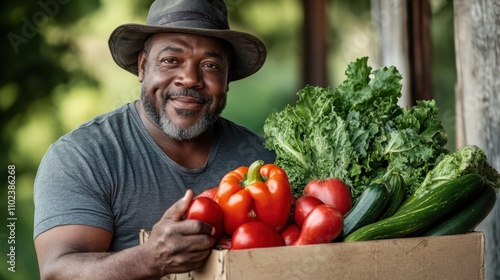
xmin=141 ymin=87 xmax=224 ymax=141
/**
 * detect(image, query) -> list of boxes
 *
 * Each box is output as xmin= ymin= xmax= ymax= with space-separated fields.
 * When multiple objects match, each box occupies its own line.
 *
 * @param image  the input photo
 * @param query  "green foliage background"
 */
xmin=0 ymin=0 xmax=455 ymax=279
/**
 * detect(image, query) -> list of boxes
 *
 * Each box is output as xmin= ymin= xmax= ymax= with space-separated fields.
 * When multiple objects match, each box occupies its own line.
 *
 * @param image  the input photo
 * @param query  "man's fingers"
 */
xmin=162 ymin=190 xmax=194 ymax=221
xmin=180 ymin=219 xmax=215 ymax=236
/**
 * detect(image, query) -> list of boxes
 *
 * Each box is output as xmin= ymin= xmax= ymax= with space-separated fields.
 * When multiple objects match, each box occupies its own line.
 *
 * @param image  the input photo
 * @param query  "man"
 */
xmin=33 ymin=0 xmax=275 ymax=279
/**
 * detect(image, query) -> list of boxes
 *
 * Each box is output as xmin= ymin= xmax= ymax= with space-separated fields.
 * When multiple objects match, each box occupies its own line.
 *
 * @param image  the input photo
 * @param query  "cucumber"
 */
xmin=378 ymin=173 xmax=405 ymax=219
xmin=423 ymin=183 xmax=497 ymax=236
xmin=344 ymin=173 xmax=485 ymax=242
xmin=337 ymin=183 xmax=390 ymax=240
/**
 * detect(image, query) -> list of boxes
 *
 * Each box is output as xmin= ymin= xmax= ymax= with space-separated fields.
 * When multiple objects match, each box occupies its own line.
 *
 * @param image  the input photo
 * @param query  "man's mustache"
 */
xmin=165 ymin=88 xmax=211 ymax=104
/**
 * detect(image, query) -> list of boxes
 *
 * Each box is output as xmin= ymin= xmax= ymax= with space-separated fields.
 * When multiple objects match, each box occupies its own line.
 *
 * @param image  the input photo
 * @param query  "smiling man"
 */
xmin=137 ymin=33 xmax=232 ymax=168
xmin=33 ymin=1 xmax=275 ymax=279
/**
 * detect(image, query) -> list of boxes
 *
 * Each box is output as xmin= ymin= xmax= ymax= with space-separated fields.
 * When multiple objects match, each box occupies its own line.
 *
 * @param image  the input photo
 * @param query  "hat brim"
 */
xmin=108 ymin=24 xmax=267 ymax=81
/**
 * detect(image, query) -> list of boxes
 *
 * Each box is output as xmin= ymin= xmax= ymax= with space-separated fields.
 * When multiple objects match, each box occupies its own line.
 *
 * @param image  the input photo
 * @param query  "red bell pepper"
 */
xmin=216 ymin=160 xmax=293 ymax=236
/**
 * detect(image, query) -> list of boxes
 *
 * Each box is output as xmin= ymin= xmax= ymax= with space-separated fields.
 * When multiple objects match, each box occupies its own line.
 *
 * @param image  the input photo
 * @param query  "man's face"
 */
xmin=138 ymin=33 xmax=231 ymax=141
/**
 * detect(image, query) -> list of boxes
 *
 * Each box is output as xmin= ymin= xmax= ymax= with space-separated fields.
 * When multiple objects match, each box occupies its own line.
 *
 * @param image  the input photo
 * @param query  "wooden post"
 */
xmin=454 ymin=1 xmax=500 ymax=279
xmin=301 ymin=0 xmax=328 ymax=87
xmin=407 ymin=0 xmax=433 ymax=103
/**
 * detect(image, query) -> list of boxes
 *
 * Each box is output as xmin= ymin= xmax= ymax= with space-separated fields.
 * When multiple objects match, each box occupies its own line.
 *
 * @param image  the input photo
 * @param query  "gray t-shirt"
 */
xmin=33 ymin=102 xmax=275 ymax=251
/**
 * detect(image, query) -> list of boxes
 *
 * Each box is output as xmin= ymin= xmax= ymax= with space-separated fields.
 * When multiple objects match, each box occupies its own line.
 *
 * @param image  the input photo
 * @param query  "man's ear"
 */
xmin=138 ymin=51 xmax=147 ymax=82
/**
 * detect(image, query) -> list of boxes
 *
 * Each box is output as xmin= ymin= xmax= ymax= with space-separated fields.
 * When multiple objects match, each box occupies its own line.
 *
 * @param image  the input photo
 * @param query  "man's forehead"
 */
xmin=149 ymin=33 xmax=229 ymax=50
xmin=146 ymin=33 xmax=232 ymax=64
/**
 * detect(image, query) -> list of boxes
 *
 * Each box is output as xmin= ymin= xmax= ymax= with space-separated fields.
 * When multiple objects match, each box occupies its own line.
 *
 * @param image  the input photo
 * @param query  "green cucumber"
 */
xmin=423 ymin=183 xmax=497 ymax=236
xmin=337 ymin=183 xmax=390 ymax=240
xmin=344 ymin=173 xmax=485 ymax=242
xmin=378 ymin=173 xmax=405 ymax=219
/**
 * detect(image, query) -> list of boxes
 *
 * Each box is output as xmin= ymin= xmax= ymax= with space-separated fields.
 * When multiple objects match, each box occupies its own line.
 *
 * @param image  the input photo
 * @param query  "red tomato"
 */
xmin=197 ymin=187 xmax=219 ymax=200
xmin=185 ymin=197 xmax=224 ymax=242
xmin=304 ymin=178 xmax=352 ymax=215
xmin=293 ymin=196 xmax=324 ymax=228
xmin=292 ymin=204 xmax=343 ymax=246
xmin=231 ymin=221 xmax=286 ymax=250
xmin=280 ymin=223 xmax=301 ymax=245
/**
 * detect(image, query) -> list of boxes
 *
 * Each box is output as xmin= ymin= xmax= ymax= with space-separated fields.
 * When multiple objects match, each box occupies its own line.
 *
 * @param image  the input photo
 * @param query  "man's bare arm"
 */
xmin=34 ymin=190 xmax=215 ymax=280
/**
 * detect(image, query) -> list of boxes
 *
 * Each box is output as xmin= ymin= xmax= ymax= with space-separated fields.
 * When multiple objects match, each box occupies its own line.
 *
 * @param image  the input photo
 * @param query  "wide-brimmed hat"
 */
xmin=108 ymin=0 xmax=267 ymax=81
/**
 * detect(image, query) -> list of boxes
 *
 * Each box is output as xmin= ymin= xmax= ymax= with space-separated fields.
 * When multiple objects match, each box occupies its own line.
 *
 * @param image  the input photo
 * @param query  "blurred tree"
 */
xmin=1 ymin=0 xmax=101 ymax=168
xmin=1 ymin=1 xmax=101 ymax=279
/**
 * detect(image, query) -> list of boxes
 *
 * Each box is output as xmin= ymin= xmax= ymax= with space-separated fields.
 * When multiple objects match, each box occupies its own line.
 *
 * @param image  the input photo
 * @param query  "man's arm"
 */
xmin=34 ymin=190 xmax=215 ymax=280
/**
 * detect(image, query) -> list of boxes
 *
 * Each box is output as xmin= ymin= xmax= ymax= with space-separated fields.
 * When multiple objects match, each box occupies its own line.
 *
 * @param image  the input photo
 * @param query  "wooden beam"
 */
xmin=407 ymin=0 xmax=433 ymax=103
xmin=301 ymin=0 xmax=328 ymax=87
xmin=454 ymin=1 xmax=500 ymax=279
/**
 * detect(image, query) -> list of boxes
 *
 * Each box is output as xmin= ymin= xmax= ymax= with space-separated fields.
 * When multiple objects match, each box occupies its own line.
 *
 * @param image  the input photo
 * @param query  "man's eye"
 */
xmin=160 ymin=58 xmax=177 ymax=64
xmin=204 ymin=62 xmax=219 ymax=70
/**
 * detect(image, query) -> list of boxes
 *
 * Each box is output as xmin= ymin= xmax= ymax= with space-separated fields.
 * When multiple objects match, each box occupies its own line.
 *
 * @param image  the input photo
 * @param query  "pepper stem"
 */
xmin=243 ymin=160 xmax=264 ymax=187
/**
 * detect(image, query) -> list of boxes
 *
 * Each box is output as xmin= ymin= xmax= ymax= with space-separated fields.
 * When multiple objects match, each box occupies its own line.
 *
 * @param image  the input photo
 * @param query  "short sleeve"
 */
xmin=33 ymin=137 xmax=114 ymax=239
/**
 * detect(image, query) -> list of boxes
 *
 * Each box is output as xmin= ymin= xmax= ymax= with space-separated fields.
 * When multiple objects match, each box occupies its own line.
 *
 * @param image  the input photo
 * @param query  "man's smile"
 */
xmin=169 ymin=95 xmax=206 ymax=111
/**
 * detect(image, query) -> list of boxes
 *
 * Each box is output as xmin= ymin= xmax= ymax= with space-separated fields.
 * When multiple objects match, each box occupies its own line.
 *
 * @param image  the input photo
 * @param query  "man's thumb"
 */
xmin=162 ymin=189 xmax=194 ymax=221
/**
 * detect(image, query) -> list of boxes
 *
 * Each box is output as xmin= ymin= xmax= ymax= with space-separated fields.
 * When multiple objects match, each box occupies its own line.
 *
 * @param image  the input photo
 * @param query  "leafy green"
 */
xmin=263 ymin=57 xmax=450 ymax=201
xmin=413 ymin=145 xmax=500 ymax=198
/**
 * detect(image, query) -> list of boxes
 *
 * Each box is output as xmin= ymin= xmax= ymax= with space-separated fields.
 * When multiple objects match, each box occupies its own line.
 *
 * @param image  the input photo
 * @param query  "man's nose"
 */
xmin=175 ymin=62 xmax=203 ymax=89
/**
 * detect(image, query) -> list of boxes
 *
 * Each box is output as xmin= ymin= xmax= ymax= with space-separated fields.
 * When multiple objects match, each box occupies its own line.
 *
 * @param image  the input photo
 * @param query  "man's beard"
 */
xmin=141 ymin=87 xmax=225 ymax=141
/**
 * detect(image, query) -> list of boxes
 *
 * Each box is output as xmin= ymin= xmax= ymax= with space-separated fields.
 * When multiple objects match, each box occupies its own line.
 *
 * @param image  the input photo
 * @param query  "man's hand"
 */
xmin=145 ymin=189 xmax=216 ymax=276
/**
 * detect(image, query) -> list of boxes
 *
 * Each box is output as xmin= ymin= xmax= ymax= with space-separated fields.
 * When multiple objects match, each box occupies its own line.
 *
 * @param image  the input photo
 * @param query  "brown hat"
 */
xmin=108 ymin=0 xmax=267 ymax=81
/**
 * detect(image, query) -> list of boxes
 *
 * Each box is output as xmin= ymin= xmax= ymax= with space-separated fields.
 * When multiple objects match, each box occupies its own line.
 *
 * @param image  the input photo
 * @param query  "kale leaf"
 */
xmin=263 ymin=57 xmax=450 ymax=201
